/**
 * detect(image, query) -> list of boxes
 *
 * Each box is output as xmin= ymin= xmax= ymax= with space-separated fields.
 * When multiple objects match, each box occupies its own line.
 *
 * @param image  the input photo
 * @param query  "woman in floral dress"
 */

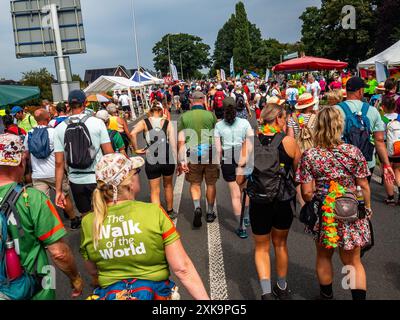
xmin=296 ymin=107 xmax=372 ymax=300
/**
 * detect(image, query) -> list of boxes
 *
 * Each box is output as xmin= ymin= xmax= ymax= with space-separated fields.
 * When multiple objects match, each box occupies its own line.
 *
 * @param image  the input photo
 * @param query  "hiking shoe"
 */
xmin=193 ymin=208 xmax=203 ymax=228
xmin=235 ymin=228 xmax=249 ymax=239
xmin=261 ymin=293 xmax=275 ymax=300
xmin=385 ymin=198 xmax=396 ymax=206
xmin=272 ymin=284 xmax=292 ymax=300
xmin=206 ymin=212 xmax=217 ymax=223
xmin=70 ymin=217 xmax=82 ymax=230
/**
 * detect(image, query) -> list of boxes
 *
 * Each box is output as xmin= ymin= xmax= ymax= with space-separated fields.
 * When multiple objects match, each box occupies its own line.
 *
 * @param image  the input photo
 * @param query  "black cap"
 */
xmin=346 ymin=77 xmax=368 ymax=92
xmin=68 ymin=90 xmax=86 ymax=104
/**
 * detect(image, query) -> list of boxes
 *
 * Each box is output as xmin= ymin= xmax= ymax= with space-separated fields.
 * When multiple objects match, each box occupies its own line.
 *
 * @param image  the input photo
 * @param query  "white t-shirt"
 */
xmin=286 ymin=88 xmax=299 ymax=102
xmin=230 ymin=90 xmax=248 ymax=102
xmin=306 ymin=81 xmax=321 ymax=99
xmin=247 ymin=82 xmax=256 ymax=94
xmin=118 ymin=94 xmax=130 ymax=107
xmin=271 ymin=88 xmax=280 ymax=97
xmin=54 ymin=114 xmax=111 ymax=184
xmin=24 ymin=126 xmax=56 ymax=180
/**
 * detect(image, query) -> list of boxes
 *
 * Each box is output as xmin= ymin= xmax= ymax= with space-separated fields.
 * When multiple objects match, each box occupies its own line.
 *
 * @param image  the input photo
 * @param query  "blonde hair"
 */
xmin=314 ymin=107 xmax=344 ymax=149
xmin=325 ymin=90 xmax=343 ymax=106
xmin=260 ymin=103 xmax=285 ymax=125
xmin=92 ymin=172 xmax=134 ymax=249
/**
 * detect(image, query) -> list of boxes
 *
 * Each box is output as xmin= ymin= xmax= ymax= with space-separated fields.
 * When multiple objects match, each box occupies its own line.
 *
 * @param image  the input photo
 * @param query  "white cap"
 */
xmin=96 ymin=110 xmax=111 ymax=122
xmin=236 ymin=81 xmax=242 ymax=88
xmin=216 ymin=84 xmax=222 ymax=90
xmin=196 ymin=86 xmax=202 ymax=91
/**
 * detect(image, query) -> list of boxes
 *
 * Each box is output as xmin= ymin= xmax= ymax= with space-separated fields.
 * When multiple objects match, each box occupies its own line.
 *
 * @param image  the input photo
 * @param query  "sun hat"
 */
xmin=267 ymin=96 xmax=285 ymax=106
xmin=0 ymin=134 xmax=25 ymax=167
xmin=295 ymin=93 xmax=317 ymax=110
xmin=10 ymin=106 xmax=23 ymax=116
xmin=375 ymin=82 xmax=385 ymax=93
xmin=96 ymin=110 xmax=111 ymax=122
xmin=192 ymin=91 xmax=205 ymax=100
xmin=96 ymin=153 xmax=145 ymax=203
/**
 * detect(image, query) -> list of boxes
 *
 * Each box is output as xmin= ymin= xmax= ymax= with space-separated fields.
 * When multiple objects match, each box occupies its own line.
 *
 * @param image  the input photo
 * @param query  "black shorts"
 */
xmin=251 ymin=93 xmax=255 ymax=101
xmin=249 ymin=200 xmax=294 ymax=235
xmin=221 ymin=163 xmax=237 ymax=182
xmin=215 ymin=108 xmax=224 ymax=120
xmin=145 ymin=161 xmax=175 ymax=180
xmin=122 ymin=105 xmax=130 ymax=112
xmin=69 ymin=182 xmax=97 ymax=214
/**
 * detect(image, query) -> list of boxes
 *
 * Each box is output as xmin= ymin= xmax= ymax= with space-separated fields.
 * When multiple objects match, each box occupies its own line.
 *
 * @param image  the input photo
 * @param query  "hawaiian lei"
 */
xmin=259 ymin=124 xmax=282 ymax=135
xmin=321 ymin=181 xmax=345 ymax=249
xmin=296 ymin=113 xmax=306 ymax=129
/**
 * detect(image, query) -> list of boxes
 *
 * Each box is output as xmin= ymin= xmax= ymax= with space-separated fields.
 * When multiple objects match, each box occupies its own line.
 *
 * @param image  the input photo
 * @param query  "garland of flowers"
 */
xmin=321 ymin=181 xmax=345 ymax=249
xmin=296 ymin=113 xmax=306 ymax=129
xmin=259 ymin=124 xmax=282 ymax=135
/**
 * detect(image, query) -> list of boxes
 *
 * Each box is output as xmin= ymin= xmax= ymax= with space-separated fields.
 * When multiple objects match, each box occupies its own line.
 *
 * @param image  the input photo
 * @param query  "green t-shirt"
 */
xmin=0 ymin=183 xmax=67 ymax=300
xmin=177 ymin=106 xmax=217 ymax=149
xmin=108 ymin=129 xmax=125 ymax=152
xmin=366 ymin=79 xmax=378 ymax=95
xmin=80 ymin=201 xmax=180 ymax=288
xmin=18 ymin=114 xmax=37 ymax=133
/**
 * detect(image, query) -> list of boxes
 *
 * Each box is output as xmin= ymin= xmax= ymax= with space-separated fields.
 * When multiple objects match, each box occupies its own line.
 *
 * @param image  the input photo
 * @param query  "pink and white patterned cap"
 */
xmin=95 ymin=154 xmax=144 ymax=202
xmin=0 ymin=134 xmax=25 ymax=167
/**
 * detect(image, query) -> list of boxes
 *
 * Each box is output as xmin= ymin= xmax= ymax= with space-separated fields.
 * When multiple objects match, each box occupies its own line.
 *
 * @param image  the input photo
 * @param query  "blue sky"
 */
xmin=0 ymin=0 xmax=320 ymax=80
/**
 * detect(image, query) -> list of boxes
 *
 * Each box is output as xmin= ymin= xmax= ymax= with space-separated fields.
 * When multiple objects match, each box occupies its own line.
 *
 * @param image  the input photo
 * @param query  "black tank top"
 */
xmin=258 ymin=134 xmax=293 ymax=171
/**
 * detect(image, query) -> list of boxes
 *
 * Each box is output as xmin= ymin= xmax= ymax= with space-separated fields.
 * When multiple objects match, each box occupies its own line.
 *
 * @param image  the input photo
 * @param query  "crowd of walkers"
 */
xmin=0 ymin=73 xmax=399 ymax=300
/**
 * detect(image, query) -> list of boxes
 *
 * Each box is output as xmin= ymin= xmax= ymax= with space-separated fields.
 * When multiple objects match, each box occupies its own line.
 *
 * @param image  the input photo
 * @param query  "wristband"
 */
xmin=383 ymin=164 xmax=391 ymax=169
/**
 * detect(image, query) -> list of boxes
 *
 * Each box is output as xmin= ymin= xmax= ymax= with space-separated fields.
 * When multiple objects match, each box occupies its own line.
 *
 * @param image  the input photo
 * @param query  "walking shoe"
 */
xmin=70 ymin=216 xmax=82 ymax=230
xmin=235 ymin=228 xmax=248 ymax=239
xmin=261 ymin=293 xmax=275 ymax=300
xmin=193 ymin=208 xmax=203 ymax=228
xmin=385 ymin=197 xmax=396 ymax=206
xmin=206 ymin=212 xmax=217 ymax=223
xmin=272 ymin=284 xmax=292 ymax=300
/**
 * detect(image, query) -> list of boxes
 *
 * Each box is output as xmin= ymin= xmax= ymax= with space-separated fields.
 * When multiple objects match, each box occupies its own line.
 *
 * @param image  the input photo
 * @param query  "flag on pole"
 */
xmin=375 ymin=61 xmax=389 ymax=83
xmin=216 ymin=70 xmax=221 ymax=81
xmin=220 ymin=69 xmax=226 ymax=81
xmin=230 ymin=57 xmax=235 ymax=78
xmin=265 ymin=69 xmax=270 ymax=82
xmin=170 ymin=61 xmax=179 ymax=81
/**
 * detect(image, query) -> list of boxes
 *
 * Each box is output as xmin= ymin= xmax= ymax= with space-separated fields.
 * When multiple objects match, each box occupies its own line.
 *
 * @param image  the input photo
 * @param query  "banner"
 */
xmin=265 ymin=69 xmax=270 ymax=82
xmin=170 ymin=61 xmax=179 ymax=81
xmin=375 ymin=61 xmax=389 ymax=83
xmin=220 ymin=69 xmax=226 ymax=81
xmin=230 ymin=57 xmax=235 ymax=78
xmin=216 ymin=69 xmax=221 ymax=81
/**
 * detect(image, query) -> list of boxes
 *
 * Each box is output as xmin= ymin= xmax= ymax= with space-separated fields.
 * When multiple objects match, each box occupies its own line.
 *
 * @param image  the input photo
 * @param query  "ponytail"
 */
xmin=92 ymin=187 xmax=109 ymax=250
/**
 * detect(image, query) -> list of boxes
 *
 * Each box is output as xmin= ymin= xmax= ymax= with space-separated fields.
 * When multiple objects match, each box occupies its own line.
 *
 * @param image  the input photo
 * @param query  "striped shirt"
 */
xmin=287 ymin=113 xmax=315 ymax=138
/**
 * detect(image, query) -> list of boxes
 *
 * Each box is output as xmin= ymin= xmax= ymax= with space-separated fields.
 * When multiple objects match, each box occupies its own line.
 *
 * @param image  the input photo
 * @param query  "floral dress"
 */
xmin=296 ymin=144 xmax=372 ymax=250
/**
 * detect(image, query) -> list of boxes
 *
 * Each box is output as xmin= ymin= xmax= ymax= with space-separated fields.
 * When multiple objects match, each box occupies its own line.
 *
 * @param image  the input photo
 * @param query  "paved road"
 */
xmin=54 ymin=112 xmax=400 ymax=300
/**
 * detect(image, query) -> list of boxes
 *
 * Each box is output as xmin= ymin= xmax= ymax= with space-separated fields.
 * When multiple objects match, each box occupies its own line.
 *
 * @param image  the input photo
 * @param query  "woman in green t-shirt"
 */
xmin=80 ymin=153 xmax=209 ymax=300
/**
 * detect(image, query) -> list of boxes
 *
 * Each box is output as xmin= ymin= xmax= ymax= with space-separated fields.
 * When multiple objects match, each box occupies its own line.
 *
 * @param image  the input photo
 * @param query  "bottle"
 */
xmin=356 ymin=186 xmax=366 ymax=219
xmin=279 ymin=163 xmax=286 ymax=177
xmin=5 ymin=241 xmax=23 ymax=281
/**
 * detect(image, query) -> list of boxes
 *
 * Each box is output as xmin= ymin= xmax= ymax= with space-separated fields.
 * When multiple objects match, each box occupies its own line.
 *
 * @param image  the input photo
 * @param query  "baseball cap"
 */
xmin=236 ymin=81 xmax=243 ymax=88
xmin=96 ymin=110 xmax=110 ymax=122
xmin=0 ymin=134 xmax=25 ymax=167
xmin=96 ymin=153 xmax=145 ymax=202
xmin=106 ymin=103 xmax=118 ymax=115
xmin=68 ymin=90 xmax=86 ymax=104
xmin=216 ymin=84 xmax=223 ymax=90
xmin=10 ymin=106 xmax=23 ymax=116
xmin=192 ymin=91 xmax=205 ymax=100
xmin=223 ymin=97 xmax=235 ymax=108
xmin=346 ymin=77 xmax=368 ymax=92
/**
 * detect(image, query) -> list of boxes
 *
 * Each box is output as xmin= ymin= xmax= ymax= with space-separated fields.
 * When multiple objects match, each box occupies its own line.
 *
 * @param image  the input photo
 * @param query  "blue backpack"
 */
xmin=0 ymin=184 xmax=40 ymax=300
xmin=28 ymin=127 xmax=53 ymax=159
xmin=338 ymin=102 xmax=375 ymax=161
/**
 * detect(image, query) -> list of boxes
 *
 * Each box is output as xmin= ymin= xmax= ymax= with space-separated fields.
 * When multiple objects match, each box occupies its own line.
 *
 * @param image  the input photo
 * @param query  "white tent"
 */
xmin=143 ymin=71 xmax=164 ymax=85
xmin=130 ymin=71 xmax=164 ymax=86
xmin=84 ymin=76 xmax=142 ymax=94
xmin=358 ymin=40 xmax=400 ymax=69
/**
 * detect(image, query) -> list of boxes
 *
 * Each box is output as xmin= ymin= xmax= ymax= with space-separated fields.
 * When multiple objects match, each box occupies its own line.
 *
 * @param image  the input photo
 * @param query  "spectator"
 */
xmin=10 ymin=106 xmax=37 ymax=133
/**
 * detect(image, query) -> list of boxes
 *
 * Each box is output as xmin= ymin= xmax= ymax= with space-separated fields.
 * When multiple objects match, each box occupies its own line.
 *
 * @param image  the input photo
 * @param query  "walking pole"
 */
xmin=239 ymin=189 xmax=247 ymax=231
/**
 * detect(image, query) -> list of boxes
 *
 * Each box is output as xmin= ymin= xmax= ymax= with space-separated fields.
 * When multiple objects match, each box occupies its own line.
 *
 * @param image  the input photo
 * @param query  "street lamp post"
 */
xmin=168 ymin=34 xmax=172 ymax=77
xmin=180 ymin=52 xmax=184 ymax=81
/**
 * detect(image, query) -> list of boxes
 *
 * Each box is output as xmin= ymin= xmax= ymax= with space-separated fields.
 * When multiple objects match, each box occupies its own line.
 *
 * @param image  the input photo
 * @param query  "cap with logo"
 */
xmin=0 ymin=134 xmax=25 ymax=167
xmin=68 ymin=90 xmax=87 ymax=104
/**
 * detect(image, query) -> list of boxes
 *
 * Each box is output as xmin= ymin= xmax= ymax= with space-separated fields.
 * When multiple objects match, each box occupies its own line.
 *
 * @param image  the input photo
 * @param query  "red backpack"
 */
xmin=214 ymin=91 xmax=225 ymax=109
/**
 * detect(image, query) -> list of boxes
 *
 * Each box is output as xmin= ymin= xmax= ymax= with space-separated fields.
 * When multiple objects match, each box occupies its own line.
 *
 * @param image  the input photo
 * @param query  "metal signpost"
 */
xmin=10 ymin=0 xmax=87 ymax=101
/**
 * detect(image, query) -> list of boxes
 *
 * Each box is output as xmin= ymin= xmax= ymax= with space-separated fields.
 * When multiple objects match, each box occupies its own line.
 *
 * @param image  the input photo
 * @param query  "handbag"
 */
xmin=299 ymin=197 xmax=322 ymax=230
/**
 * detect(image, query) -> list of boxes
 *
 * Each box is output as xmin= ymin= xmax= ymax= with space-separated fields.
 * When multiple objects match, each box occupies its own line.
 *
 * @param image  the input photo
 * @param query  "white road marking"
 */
xmin=207 ymin=202 xmax=229 ymax=300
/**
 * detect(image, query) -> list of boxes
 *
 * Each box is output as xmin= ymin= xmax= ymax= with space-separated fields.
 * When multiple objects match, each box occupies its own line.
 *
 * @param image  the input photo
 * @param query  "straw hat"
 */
xmin=267 ymin=96 xmax=285 ymax=106
xmin=376 ymin=82 xmax=385 ymax=93
xmin=295 ymin=93 xmax=316 ymax=110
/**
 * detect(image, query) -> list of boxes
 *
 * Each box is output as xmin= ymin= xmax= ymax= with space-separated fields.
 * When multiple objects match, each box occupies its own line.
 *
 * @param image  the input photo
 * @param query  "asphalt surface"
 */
xmin=54 ymin=111 xmax=400 ymax=301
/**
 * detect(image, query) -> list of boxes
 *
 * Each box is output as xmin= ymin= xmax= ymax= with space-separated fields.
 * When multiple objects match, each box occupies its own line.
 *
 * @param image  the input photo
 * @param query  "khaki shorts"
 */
xmin=32 ymin=177 xmax=70 ymax=198
xmin=186 ymin=164 xmax=220 ymax=185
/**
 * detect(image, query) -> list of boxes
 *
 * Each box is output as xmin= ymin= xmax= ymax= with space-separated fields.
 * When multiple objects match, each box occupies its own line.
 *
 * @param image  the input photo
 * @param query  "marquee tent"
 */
xmin=358 ymin=40 xmax=400 ymax=69
xmin=84 ymin=76 xmax=141 ymax=94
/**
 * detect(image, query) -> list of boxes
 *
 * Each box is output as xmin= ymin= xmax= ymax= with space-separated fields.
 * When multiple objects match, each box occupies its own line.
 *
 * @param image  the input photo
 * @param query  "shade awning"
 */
xmin=84 ymin=76 xmax=142 ymax=94
xmin=0 ymin=85 xmax=40 ymax=107
xmin=272 ymin=56 xmax=348 ymax=73
xmin=358 ymin=40 xmax=400 ymax=69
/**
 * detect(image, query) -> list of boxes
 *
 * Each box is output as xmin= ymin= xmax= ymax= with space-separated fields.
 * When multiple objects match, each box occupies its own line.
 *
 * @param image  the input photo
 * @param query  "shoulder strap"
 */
xmin=269 ymin=133 xmax=285 ymax=148
xmin=81 ymin=114 xmax=92 ymax=124
xmin=361 ymin=102 xmax=370 ymax=117
xmin=307 ymin=114 xmax=317 ymax=129
xmin=144 ymin=118 xmax=153 ymax=132
xmin=338 ymin=102 xmax=352 ymax=118
xmin=28 ymin=115 xmax=33 ymax=127
xmin=0 ymin=184 xmax=25 ymax=238
xmin=161 ymin=120 xmax=169 ymax=135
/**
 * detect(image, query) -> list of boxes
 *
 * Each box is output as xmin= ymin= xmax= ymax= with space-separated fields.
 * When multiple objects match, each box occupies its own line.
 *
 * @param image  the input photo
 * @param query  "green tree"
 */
xmin=152 ymin=33 xmax=211 ymax=79
xmin=233 ymin=1 xmax=251 ymax=71
xmin=212 ymin=14 xmax=236 ymax=75
xmin=20 ymin=68 xmax=55 ymax=102
xmin=375 ymin=0 xmax=400 ymax=52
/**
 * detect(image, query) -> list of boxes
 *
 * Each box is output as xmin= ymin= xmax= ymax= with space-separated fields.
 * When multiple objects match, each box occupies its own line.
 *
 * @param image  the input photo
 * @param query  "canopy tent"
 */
xmin=272 ymin=56 xmax=348 ymax=73
xmin=130 ymin=71 xmax=164 ymax=85
xmin=0 ymin=85 xmax=40 ymax=107
xmin=143 ymin=71 xmax=164 ymax=84
xmin=84 ymin=76 xmax=142 ymax=94
xmin=358 ymin=40 xmax=400 ymax=69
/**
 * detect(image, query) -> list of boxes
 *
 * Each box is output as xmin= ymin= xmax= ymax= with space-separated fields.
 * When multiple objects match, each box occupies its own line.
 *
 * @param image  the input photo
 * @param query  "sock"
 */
xmin=351 ymin=289 xmax=366 ymax=300
xmin=260 ymin=279 xmax=272 ymax=295
xmin=193 ymin=200 xmax=201 ymax=210
xmin=320 ymin=283 xmax=333 ymax=298
xmin=207 ymin=203 xmax=215 ymax=214
xmin=277 ymin=277 xmax=287 ymax=290
xmin=244 ymin=206 xmax=250 ymax=220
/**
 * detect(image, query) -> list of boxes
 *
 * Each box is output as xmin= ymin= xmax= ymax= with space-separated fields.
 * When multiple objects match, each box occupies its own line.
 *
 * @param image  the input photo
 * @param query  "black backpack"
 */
xmin=235 ymin=92 xmax=246 ymax=111
xmin=247 ymin=133 xmax=296 ymax=203
xmin=259 ymin=93 xmax=268 ymax=110
xmin=144 ymin=118 xmax=170 ymax=165
xmin=64 ymin=115 xmax=96 ymax=170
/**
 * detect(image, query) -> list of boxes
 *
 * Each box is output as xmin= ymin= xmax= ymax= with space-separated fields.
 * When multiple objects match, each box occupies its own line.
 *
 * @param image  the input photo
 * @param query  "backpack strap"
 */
xmin=268 ymin=133 xmax=286 ymax=148
xmin=338 ymin=102 xmax=352 ymax=119
xmin=161 ymin=119 xmax=169 ymax=136
xmin=144 ymin=118 xmax=153 ymax=132
xmin=307 ymin=114 xmax=317 ymax=129
xmin=0 ymin=184 xmax=25 ymax=238
xmin=361 ymin=102 xmax=370 ymax=118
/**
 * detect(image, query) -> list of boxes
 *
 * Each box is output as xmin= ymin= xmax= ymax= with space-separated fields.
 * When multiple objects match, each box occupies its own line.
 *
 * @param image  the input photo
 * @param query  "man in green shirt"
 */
xmin=178 ymin=91 xmax=220 ymax=228
xmin=11 ymin=106 xmax=37 ymax=133
xmin=0 ymin=133 xmax=83 ymax=300
xmin=365 ymin=75 xmax=378 ymax=99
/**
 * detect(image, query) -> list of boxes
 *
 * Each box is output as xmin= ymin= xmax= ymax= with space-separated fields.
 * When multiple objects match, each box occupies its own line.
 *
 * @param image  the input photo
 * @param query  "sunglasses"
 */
xmin=134 ymin=168 xmax=141 ymax=176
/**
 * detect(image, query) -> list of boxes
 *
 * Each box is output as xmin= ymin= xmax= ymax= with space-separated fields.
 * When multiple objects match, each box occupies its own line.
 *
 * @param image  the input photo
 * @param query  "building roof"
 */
xmin=84 ymin=65 xmax=136 ymax=84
